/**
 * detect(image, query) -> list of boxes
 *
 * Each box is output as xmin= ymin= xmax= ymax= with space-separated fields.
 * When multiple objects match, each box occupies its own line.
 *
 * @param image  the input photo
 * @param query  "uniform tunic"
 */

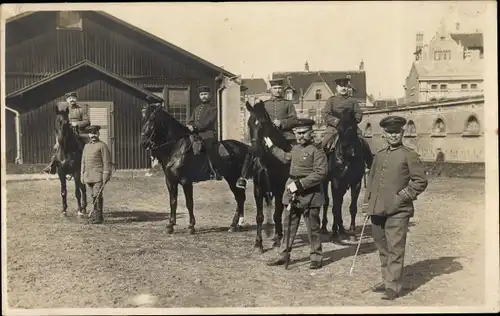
xmin=270 ymin=141 xmax=328 ymax=263
xmin=187 ymin=102 xmax=217 ymax=140
xmin=363 ymin=143 xmax=428 ymax=294
xmin=81 ymin=140 xmax=112 ymax=184
xmin=263 ymin=97 xmax=299 ymax=141
xmin=321 ymin=95 xmax=363 ymax=147
xmin=68 ymin=103 xmax=91 ymax=133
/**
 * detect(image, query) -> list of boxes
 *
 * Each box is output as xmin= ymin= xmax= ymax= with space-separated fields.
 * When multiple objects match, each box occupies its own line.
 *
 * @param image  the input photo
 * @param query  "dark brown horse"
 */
xmin=244 ymin=100 xmax=292 ymax=252
xmin=140 ymin=104 xmax=252 ymax=234
xmin=53 ymin=106 xmax=88 ymax=216
xmin=320 ymin=110 xmax=373 ymax=241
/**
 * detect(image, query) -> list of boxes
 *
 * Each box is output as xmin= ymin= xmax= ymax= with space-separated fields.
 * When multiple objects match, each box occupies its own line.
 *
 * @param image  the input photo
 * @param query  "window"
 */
xmin=405 ymin=120 xmax=417 ymax=137
xmin=364 ymin=123 xmax=373 ymax=138
xmin=470 ymin=83 xmax=478 ymax=89
xmin=165 ymin=87 xmax=190 ymax=123
xmin=440 ymin=84 xmax=447 ymax=90
xmin=308 ymin=109 xmax=317 ymax=121
xmin=432 ymin=117 xmax=446 ymax=135
xmin=431 ymin=84 xmax=438 ymax=90
xmin=461 ymin=84 xmax=468 ymax=90
xmin=434 ymin=51 xmax=441 ymax=60
xmin=57 ymin=11 xmax=83 ymax=30
xmin=463 ymin=115 xmax=480 ymax=135
xmin=315 ymin=89 xmax=322 ymax=100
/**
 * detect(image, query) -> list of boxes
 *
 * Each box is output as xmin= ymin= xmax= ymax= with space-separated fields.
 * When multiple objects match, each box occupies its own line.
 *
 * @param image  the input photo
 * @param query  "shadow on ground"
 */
xmin=105 ymin=210 xmax=174 ymax=223
xmin=401 ymin=256 xmax=463 ymax=297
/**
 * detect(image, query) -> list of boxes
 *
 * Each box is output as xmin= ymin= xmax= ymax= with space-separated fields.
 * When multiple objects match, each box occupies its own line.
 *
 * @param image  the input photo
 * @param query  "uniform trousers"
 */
xmin=87 ymin=181 xmax=104 ymax=214
xmin=279 ymin=206 xmax=323 ymax=263
xmin=371 ymin=214 xmax=410 ymax=293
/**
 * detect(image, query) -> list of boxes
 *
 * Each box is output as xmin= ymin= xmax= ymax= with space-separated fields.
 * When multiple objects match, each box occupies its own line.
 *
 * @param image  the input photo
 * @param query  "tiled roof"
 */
xmin=414 ymin=60 xmax=483 ymax=78
xmin=241 ymin=78 xmax=268 ymax=95
xmin=450 ymin=33 xmax=483 ymax=49
xmin=271 ymin=71 xmax=366 ymax=101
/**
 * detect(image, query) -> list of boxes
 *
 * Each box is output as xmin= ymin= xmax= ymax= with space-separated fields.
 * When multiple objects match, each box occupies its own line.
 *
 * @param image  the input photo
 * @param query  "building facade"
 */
xmin=4 ymin=11 xmax=239 ymax=169
xmin=361 ymin=95 xmax=484 ymax=163
xmin=405 ymin=23 xmax=484 ymax=104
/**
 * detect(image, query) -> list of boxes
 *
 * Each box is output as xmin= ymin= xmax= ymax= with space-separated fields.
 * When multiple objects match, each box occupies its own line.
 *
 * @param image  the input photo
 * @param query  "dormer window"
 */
xmin=315 ymin=89 xmax=322 ymax=100
xmin=57 ymin=11 xmax=83 ymax=30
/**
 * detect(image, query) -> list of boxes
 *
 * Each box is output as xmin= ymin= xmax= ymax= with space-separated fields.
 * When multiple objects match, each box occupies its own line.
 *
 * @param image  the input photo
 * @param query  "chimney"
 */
xmin=305 ymin=61 xmax=310 ymax=72
xmin=359 ymin=59 xmax=364 ymax=71
xmin=415 ymin=32 xmax=424 ymax=60
xmin=455 ymin=22 xmax=460 ymax=31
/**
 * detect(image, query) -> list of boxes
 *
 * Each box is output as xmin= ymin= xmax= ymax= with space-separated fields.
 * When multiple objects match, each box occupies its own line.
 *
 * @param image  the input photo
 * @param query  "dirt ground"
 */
xmin=5 ymin=176 xmax=488 ymax=309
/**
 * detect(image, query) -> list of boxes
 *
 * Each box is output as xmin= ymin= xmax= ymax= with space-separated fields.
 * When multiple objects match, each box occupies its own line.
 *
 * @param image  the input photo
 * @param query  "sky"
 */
xmin=1 ymin=2 xmax=491 ymax=99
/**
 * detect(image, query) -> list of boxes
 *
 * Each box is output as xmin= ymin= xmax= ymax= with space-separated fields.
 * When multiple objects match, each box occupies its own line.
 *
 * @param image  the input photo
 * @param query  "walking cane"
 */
xmin=349 ymin=214 xmax=370 ymax=276
xmin=87 ymin=182 xmax=107 ymax=218
xmin=284 ymin=194 xmax=297 ymax=270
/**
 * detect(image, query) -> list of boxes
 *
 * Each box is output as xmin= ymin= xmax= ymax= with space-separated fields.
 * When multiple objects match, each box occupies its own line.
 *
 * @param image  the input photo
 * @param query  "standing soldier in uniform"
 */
xmin=44 ymin=91 xmax=91 ymax=174
xmin=186 ymin=85 xmax=222 ymax=180
xmin=320 ymin=77 xmax=370 ymax=165
xmin=81 ymin=125 xmax=113 ymax=224
xmin=362 ymin=116 xmax=428 ymax=300
xmin=263 ymin=118 xmax=328 ymax=269
xmin=236 ymin=78 xmax=299 ymax=189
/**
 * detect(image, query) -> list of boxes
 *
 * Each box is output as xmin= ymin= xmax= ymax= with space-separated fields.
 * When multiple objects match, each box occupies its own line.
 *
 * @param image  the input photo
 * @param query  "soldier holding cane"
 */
xmin=81 ymin=125 xmax=113 ymax=224
xmin=362 ymin=116 xmax=428 ymax=300
xmin=263 ymin=118 xmax=328 ymax=269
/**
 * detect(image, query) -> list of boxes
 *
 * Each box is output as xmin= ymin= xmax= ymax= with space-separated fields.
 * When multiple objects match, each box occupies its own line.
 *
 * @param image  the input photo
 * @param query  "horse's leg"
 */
xmin=331 ymin=180 xmax=348 ymax=241
xmin=80 ymin=174 xmax=88 ymax=214
xmin=252 ymin=181 xmax=265 ymax=252
xmin=272 ymin=190 xmax=284 ymax=248
xmin=165 ymin=176 xmax=179 ymax=234
xmin=59 ymin=171 xmax=68 ymax=215
xmin=349 ymin=180 xmax=362 ymax=238
xmin=227 ymin=177 xmax=246 ymax=233
xmin=74 ymin=175 xmax=83 ymax=215
xmin=320 ymin=179 xmax=329 ymax=234
xmin=182 ymin=181 xmax=196 ymax=235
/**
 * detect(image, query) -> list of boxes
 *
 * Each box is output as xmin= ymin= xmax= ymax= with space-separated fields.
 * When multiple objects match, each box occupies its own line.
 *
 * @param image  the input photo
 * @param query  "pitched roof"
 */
xmin=414 ymin=60 xmax=483 ymax=79
xmin=241 ymin=78 xmax=268 ymax=95
xmin=272 ymin=71 xmax=366 ymax=100
xmin=6 ymin=11 xmax=236 ymax=78
xmin=5 ymin=60 xmax=163 ymax=113
xmin=450 ymin=33 xmax=483 ymax=49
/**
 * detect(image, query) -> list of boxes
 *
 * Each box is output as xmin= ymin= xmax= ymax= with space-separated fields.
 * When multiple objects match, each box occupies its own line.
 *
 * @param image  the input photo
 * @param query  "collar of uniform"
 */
xmin=271 ymin=96 xmax=283 ymax=101
xmin=387 ymin=143 xmax=404 ymax=151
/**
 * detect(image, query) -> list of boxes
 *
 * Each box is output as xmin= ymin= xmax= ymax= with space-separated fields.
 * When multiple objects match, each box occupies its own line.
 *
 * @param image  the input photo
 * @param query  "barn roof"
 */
xmin=241 ymin=78 xmax=268 ymax=95
xmin=271 ymin=71 xmax=367 ymax=100
xmin=5 ymin=60 xmax=163 ymax=113
xmin=6 ymin=10 xmax=236 ymax=78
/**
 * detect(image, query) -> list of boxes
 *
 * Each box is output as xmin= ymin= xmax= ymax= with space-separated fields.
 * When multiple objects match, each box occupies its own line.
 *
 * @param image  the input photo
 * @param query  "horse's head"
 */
xmin=54 ymin=105 xmax=72 ymax=143
xmin=140 ymin=103 xmax=190 ymax=151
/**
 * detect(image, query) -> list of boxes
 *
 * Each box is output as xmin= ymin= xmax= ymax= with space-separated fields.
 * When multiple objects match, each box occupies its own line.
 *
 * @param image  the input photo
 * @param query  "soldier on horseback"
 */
xmin=44 ymin=91 xmax=90 ymax=174
xmin=186 ymin=85 xmax=222 ymax=181
xmin=236 ymin=78 xmax=299 ymax=189
xmin=320 ymin=76 xmax=371 ymax=168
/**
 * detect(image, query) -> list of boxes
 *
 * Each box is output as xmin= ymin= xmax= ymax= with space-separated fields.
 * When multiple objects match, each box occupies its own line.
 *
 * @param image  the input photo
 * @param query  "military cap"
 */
xmin=334 ymin=76 xmax=351 ymax=85
xmin=379 ymin=115 xmax=407 ymax=132
xmin=64 ymin=91 xmax=77 ymax=98
xmin=197 ymin=86 xmax=211 ymax=93
xmin=291 ymin=118 xmax=316 ymax=131
xmin=86 ymin=125 xmax=101 ymax=134
xmin=269 ymin=78 xmax=285 ymax=87
xmin=146 ymin=95 xmax=161 ymax=104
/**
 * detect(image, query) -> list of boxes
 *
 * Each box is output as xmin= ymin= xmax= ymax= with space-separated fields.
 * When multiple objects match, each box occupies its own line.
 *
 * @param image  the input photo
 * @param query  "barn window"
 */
xmin=462 ymin=114 xmax=481 ymax=137
xmin=405 ymin=120 xmax=417 ymax=137
xmin=315 ymin=89 xmax=322 ymax=100
xmin=364 ymin=122 xmax=373 ymax=138
xmin=431 ymin=117 xmax=446 ymax=137
xmin=57 ymin=11 xmax=83 ymax=30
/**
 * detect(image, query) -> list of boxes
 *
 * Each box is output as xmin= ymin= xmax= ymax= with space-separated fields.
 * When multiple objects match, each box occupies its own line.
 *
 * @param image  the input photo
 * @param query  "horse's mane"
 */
xmin=148 ymin=104 xmax=190 ymax=136
xmin=247 ymin=101 xmax=291 ymax=152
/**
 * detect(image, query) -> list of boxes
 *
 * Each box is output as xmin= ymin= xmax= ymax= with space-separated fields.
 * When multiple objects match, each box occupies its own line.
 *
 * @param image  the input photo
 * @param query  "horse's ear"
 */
xmin=245 ymin=101 xmax=253 ymax=112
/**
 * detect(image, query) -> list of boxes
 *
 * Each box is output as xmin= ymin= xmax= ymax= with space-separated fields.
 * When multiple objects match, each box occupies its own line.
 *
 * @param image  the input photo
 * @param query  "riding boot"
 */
xmin=207 ymin=156 xmax=223 ymax=181
xmin=91 ymin=195 xmax=104 ymax=224
xmin=236 ymin=153 xmax=253 ymax=189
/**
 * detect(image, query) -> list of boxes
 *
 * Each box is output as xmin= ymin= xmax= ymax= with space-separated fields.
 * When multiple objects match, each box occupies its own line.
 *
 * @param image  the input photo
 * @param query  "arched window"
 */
xmin=463 ymin=114 xmax=481 ymax=136
xmin=364 ymin=122 xmax=373 ymax=138
xmin=432 ymin=117 xmax=446 ymax=136
xmin=315 ymin=89 xmax=322 ymax=100
xmin=405 ymin=120 xmax=417 ymax=137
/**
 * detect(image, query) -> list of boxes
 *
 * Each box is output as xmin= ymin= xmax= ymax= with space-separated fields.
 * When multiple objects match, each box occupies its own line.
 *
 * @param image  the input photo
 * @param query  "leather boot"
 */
xmin=92 ymin=196 xmax=104 ymax=224
xmin=207 ymin=157 xmax=223 ymax=181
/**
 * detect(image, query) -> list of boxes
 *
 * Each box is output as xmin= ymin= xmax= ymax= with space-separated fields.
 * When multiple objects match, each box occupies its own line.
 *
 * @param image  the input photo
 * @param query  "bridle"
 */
xmin=142 ymin=107 xmax=191 ymax=151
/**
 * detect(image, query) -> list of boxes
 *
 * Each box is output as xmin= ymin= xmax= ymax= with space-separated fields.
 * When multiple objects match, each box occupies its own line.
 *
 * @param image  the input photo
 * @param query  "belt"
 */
xmin=290 ymin=175 xmax=306 ymax=180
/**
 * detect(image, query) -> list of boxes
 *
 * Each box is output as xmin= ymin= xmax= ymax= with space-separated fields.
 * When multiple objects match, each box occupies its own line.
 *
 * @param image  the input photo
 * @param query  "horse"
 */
xmin=319 ymin=112 xmax=373 ymax=241
xmin=53 ymin=106 xmax=88 ymax=216
xmin=244 ymin=100 xmax=293 ymax=252
xmin=140 ymin=104 xmax=252 ymax=235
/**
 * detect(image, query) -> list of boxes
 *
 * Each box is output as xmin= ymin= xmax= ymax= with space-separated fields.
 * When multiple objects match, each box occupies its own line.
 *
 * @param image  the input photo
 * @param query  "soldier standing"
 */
xmin=263 ymin=118 xmax=328 ymax=269
xmin=44 ymin=91 xmax=91 ymax=174
xmin=81 ymin=125 xmax=112 ymax=224
xmin=362 ymin=116 xmax=428 ymax=300
xmin=236 ymin=78 xmax=299 ymax=189
xmin=186 ymin=86 xmax=222 ymax=180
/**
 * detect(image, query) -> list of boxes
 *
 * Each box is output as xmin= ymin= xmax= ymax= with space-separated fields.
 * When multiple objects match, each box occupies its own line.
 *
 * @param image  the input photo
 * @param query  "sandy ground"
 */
xmin=5 ymin=176 xmax=487 ymax=308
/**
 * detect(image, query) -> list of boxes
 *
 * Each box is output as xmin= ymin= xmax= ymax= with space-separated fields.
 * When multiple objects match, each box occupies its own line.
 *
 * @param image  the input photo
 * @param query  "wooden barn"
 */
xmin=4 ymin=10 xmax=241 ymax=170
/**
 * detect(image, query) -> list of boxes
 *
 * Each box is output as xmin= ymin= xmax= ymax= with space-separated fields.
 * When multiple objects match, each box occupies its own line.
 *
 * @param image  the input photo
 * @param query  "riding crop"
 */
xmin=349 ymin=214 xmax=370 ymax=276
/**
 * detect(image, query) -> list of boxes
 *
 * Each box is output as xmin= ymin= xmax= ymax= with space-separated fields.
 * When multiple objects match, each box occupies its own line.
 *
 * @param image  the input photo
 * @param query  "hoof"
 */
xmin=188 ymin=227 xmax=196 ymax=235
xmin=228 ymin=225 xmax=237 ymax=233
xmin=166 ymin=225 xmax=174 ymax=234
xmin=349 ymin=235 xmax=358 ymax=242
xmin=61 ymin=211 xmax=67 ymax=217
xmin=272 ymin=239 xmax=281 ymax=248
xmin=319 ymin=227 xmax=329 ymax=235
xmin=254 ymin=242 xmax=264 ymax=253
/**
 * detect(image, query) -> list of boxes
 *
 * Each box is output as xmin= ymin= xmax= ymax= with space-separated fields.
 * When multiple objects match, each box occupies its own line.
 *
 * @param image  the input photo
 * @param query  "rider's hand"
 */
xmin=71 ymin=122 xmax=78 ymax=127
xmin=187 ymin=125 xmax=194 ymax=132
xmin=263 ymin=137 xmax=273 ymax=148
xmin=273 ymin=119 xmax=282 ymax=128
